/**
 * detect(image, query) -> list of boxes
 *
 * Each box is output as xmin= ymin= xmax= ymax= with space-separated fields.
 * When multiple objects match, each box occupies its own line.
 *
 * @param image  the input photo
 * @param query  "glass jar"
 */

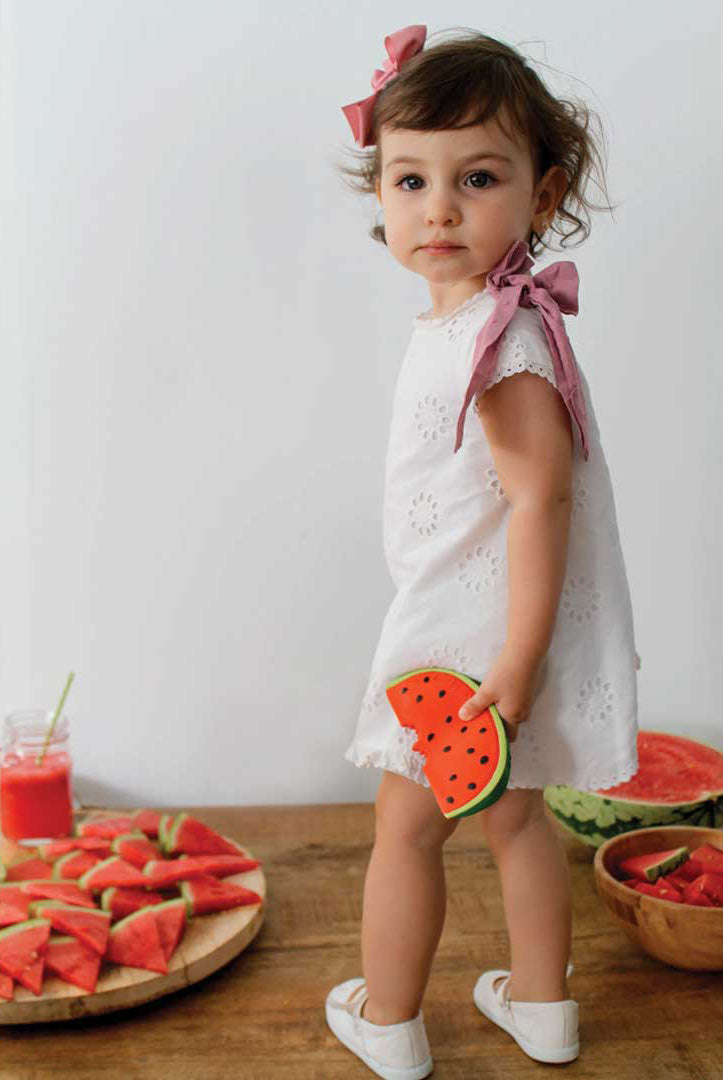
xmin=0 ymin=711 xmax=74 ymax=844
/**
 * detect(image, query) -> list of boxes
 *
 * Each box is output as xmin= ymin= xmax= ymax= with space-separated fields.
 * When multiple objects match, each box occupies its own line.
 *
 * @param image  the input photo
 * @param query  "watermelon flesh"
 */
xmin=38 ymin=837 xmax=112 ymax=860
xmin=106 ymin=908 xmax=168 ymax=974
xmin=52 ymin=850 xmax=102 ymax=881
xmin=180 ymin=873 xmax=263 ymax=916
xmin=20 ymin=880 xmax=97 ymax=910
xmin=544 ymin=732 xmax=723 ymax=847
xmin=44 ymin=935 xmax=102 ymax=993
xmin=6 ymin=857 xmax=54 ymax=882
xmin=386 ymin=667 xmax=510 ymax=819
xmin=0 ymin=884 xmax=32 ymax=927
xmin=29 ymin=901 xmax=111 ymax=955
xmin=0 ymin=971 xmax=13 ymax=1000
xmin=74 ymin=816 xmax=135 ymax=839
xmin=78 ymin=855 xmax=151 ymax=891
xmin=101 ymin=886 xmax=168 ymax=921
xmin=162 ymin=813 xmax=241 ymax=857
xmin=618 ymin=846 xmax=690 ymax=883
xmin=111 ymin=832 xmax=161 ymax=868
xmin=150 ymin=899 xmax=187 ymax=962
xmin=0 ymin=919 xmax=51 ymax=995
xmin=614 ymin=843 xmax=723 ymax=908
xmin=130 ymin=808 xmax=163 ymax=838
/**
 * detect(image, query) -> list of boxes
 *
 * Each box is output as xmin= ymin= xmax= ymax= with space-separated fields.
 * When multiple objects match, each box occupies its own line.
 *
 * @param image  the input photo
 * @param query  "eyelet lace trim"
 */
xmin=345 ymin=741 xmax=640 ymax=794
xmin=507 ymin=757 xmax=640 ymax=792
xmin=414 ymin=289 xmax=488 ymax=328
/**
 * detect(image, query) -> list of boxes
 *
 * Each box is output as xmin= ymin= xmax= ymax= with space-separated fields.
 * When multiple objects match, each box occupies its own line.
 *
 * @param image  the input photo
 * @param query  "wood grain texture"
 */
xmin=0 ymin=801 xmax=720 ymax=1079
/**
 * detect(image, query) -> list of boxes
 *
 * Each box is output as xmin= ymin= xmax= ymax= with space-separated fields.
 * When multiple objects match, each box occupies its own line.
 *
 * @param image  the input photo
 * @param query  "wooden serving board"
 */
xmin=0 ymin=807 xmax=266 ymax=1024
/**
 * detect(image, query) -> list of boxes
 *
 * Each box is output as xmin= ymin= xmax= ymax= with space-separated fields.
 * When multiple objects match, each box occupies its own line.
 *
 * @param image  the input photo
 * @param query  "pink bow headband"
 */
xmin=454 ymin=239 xmax=590 ymax=462
xmin=341 ymin=24 xmax=427 ymax=147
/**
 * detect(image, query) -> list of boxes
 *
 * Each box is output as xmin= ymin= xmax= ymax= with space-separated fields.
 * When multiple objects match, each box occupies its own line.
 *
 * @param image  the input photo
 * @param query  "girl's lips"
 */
xmin=422 ymin=245 xmax=464 ymax=254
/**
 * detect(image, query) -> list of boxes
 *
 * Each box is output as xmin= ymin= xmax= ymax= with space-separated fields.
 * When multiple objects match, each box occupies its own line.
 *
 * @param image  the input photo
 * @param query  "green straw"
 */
xmin=36 ymin=672 xmax=75 ymax=767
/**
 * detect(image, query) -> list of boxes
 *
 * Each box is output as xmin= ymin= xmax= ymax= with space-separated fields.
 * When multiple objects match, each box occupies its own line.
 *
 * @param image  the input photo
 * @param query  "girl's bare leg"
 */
xmin=481 ymin=787 xmax=572 ymax=1002
xmin=354 ymin=769 xmax=458 ymax=1025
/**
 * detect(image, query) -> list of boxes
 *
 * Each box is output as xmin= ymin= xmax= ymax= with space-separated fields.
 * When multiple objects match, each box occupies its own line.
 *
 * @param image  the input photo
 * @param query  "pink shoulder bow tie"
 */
xmin=454 ymin=239 xmax=590 ymax=462
xmin=341 ymin=25 xmax=427 ymax=148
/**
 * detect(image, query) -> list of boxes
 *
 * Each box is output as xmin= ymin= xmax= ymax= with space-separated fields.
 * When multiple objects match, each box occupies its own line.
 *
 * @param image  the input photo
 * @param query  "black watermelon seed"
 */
xmin=443 ymin=746 xmax=451 ymax=752
xmin=446 ymin=796 xmax=454 ymax=804
xmin=450 ymin=774 xmax=457 ymax=781
xmin=423 ymin=676 xmax=430 ymax=682
xmin=401 ymin=688 xmax=408 ymax=694
xmin=461 ymin=725 xmax=468 ymax=733
xmin=466 ymin=747 xmax=474 ymax=754
xmin=467 ymin=782 xmax=476 ymax=790
xmin=438 ymin=689 xmax=446 ymax=697
xmin=479 ymin=755 xmax=489 ymax=764
xmin=427 ymin=733 xmax=434 ymax=741
xmin=416 ymin=694 xmax=423 ymax=703
xmin=445 ymin=716 xmax=452 ymax=724
xmin=478 ymin=727 xmax=487 ymax=734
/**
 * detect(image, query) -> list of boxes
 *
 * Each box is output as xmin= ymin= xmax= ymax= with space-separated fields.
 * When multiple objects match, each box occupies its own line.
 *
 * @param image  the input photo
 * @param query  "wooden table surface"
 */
xmin=0 ymin=802 xmax=721 ymax=1079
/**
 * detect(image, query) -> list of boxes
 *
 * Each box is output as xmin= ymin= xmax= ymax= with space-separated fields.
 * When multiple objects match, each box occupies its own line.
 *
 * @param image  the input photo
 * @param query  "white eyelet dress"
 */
xmin=344 ymin=287 xmax=641 ymax=793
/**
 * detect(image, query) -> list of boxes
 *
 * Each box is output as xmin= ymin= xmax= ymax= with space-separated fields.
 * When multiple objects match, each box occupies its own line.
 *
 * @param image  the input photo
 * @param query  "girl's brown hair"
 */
xmin=336 ymin=28 xmax=616 ymax=256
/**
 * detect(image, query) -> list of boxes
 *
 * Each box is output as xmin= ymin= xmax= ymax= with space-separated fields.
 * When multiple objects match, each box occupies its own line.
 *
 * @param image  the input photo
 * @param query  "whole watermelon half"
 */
xmin=544 ymin=731 xmax=723 ymax=848
xmin=386 ymin=667 xmax=510 ymax=819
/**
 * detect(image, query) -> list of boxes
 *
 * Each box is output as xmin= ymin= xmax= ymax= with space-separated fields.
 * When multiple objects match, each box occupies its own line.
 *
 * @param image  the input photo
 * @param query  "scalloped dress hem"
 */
xmin=343 ymin=739 xmax=640 ymax=795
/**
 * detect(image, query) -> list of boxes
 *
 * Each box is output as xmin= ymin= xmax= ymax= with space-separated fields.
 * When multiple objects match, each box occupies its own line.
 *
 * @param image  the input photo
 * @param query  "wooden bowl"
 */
xmin=593 ymin=825 xmax=723 ymax=971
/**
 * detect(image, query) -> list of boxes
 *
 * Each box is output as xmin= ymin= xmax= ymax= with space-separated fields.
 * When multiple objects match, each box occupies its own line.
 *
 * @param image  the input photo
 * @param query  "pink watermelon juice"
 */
xmin=0 ymin=752 xmax=73 ymax=841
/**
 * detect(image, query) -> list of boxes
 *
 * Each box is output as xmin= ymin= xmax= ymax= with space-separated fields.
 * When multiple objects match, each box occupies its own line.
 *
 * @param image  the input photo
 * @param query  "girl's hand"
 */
xmin=457 ymin=648 xmax=544 ymax=743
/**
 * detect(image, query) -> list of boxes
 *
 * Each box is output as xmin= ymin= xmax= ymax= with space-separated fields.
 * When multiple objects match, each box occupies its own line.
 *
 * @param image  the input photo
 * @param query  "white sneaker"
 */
xmin=472 ymin=962 xmax=579 ymax=1064
xmin=325 ymin=977 xmax=433 ymax=1080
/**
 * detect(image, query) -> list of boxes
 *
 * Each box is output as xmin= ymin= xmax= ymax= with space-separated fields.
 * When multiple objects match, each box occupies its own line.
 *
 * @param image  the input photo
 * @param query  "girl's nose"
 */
xmin=425 ymin=202 xmax=461 ymax=227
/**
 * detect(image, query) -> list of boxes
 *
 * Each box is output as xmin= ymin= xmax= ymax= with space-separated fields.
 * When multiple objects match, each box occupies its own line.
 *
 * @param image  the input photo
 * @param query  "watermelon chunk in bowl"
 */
xmin=544 ymin=731 xmax=723 ymax=848
xmin=594 ymin=825 xmax=723 ymax=970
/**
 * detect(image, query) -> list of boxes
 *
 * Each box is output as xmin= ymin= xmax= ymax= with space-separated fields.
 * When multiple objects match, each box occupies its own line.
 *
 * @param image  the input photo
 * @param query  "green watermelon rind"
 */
xmin=386 ymin=667 xmax=511 ymax=819
xmin=51 ymin=850 xmax=98 ymax=882
xmin=544 ymin=732 xmax=723 ymax=848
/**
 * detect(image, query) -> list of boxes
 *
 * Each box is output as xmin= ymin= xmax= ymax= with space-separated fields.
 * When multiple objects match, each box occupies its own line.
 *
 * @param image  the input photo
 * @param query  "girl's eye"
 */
xmin=395 ymin=170 xmax=497 ymax=191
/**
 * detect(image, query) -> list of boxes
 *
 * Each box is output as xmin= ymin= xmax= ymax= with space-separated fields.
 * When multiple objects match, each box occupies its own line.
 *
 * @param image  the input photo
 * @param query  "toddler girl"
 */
xmin=326 ymin=25 xmax=640 ymax=1079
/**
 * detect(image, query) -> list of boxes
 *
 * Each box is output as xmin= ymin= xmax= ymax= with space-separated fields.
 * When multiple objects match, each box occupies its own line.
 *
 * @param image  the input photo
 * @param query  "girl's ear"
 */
xmin=535 ymin=165 xmax=567 ymax=221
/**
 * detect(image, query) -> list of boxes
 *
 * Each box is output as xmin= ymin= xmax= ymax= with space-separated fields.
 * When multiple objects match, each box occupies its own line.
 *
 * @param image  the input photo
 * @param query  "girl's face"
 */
xmin=374 ymin=107 xmax=566 ymax=313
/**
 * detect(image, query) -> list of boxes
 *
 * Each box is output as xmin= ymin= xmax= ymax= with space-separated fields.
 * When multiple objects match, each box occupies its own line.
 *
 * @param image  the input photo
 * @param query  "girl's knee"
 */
xmin=480 ymin=787 xmax=546 ymax=848
xmin=374 ymin=769 xmax=459 ymax=848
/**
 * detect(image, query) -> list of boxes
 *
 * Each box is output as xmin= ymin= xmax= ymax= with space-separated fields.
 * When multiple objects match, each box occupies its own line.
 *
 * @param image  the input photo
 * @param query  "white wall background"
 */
xmin=1 ymin=0 xmax=721 ymax=809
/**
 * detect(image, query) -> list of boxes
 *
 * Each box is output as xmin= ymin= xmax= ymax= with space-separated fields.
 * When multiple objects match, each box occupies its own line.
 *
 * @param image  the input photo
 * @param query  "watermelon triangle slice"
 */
xmin=74 ymin=815 xmax=135 ymax=839
xmin=44 ymin=935 xmax=102 ymax=993
xmin=0 ymin=884 xmax=32 ymax=927
xmin=100 ymin=886 xmax=168 ymax=921
xmin=130 ymin=808 xmax=163 ymax=838
xmin=38 ymin=837 xmax=112 ymax=860
xmin=28 ymin=901 xmax=111 ymax=956
xmin=148 ymin=898 xmax=187 ymax=962
xmin=162 ymin=813 xmax=240 ymax=856
xmin=179 ymin=873 xmax=263 ymax=915
xmin=6 ymin=857 xmax=54 ymax=882
xmin=52 ymin=850 xmax=102 ymax=881
xmin=19 ymin=880 xmax=97 ymax=910
xmin=0 ymin=918 xmax=51 ymax=995
xmin=0 ymin=971 xmax=13 ymax=1001
xmin=106 ymin=908 xmax=168 ymax=974
xmin=110 ymin=832 xmax=161 ymax=869
xmin=78 ymin=855 xmax=151 ymax=891
xmin=386 ymin=667 xmax=511 ymax=819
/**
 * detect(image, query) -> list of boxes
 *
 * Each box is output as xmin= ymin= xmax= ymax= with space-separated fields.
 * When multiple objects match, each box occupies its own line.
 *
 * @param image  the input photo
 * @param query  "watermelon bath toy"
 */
xmin=386 ymin=667 xmax=511 ymax=820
